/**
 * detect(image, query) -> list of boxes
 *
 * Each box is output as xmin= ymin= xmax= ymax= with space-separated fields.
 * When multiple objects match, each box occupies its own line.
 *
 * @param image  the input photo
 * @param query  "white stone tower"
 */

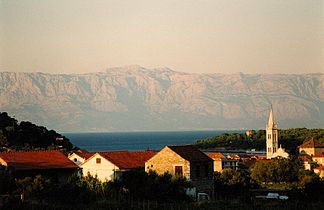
xmin=266 ymin=107 xmax=278 ymax=159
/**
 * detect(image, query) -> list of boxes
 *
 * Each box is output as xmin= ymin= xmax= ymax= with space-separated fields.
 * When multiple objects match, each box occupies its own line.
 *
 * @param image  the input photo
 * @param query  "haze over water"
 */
xmin=65 ymin=130 xmax=242 ymax=152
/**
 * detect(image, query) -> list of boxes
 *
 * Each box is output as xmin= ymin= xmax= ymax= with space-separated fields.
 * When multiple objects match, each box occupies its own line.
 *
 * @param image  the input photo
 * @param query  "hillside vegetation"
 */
xmin=195 ymin=128 xmax=324 ymax=152
xmin=0 ymin=112 xmax=73 ymax=152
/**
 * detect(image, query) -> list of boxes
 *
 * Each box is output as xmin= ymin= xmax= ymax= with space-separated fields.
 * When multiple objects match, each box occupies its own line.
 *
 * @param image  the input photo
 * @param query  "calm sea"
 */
xmin=64 ymin=130 xmax=242 ymax=152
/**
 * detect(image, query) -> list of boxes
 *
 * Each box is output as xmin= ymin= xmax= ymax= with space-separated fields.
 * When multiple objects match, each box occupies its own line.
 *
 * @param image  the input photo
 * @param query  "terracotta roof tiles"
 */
xmin=0 ymin=150 xmax=79 ymax=171
xmin=208 ymin=152 xmax=225 ymax=160
xmin=74 ymin=150 xmax=95 ymax=159
xmin=167 ymin=145 xmax=212 ymax=162
xmin=299 ymin=138 xmax=324 ymax=148
xmin=99 ymin=150 xmax=157 ymax=169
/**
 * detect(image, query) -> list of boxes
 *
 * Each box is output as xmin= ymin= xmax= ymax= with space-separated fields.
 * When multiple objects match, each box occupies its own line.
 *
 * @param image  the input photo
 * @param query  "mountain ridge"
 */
xmin=0 ymin=66 xmax=323 ymax=132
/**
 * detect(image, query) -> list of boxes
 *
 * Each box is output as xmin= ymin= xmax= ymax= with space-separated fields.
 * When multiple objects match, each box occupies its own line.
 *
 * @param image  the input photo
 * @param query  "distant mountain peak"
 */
xmin=0 ymin=67 xmax=323 ymax=132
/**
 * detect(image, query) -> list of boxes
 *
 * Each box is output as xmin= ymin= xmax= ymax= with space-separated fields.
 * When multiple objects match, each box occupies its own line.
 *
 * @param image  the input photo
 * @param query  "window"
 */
xmin=96 ymin=158 xmax=101 ymax=164
xmin=175 ymin=166 xmax=183 ymax=176
xmin=196 ymin=165 xmax=200 ymax=178
xmin=73 ymin=158 xmax=77 ymax=162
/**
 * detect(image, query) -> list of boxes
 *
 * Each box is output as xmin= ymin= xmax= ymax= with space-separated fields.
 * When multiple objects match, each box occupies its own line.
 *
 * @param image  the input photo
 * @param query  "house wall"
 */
xmin=314 ymin=148 xmax=324 ymax=156
xmin=68 ymin=153 xmax=85 ymax=166
xmin=300 ymin=148 xmax=324 ymax=156
xmin=189 ymin=161 xmax=214 ymax=196
xmin=314 ymin=168 xmax=324 ymax=178
xmin=313 ymin=157 xmax=324 ymax=166
xmin=145 ymin=147 xmax=190 ymax=178
xmin=81 ymin=154 xmax=119 ymax=182
xmin=213 ymin=159 xmax=222 ymax=172
xmin=145 ymin=147 xmax=214 ymax=196
xmin=299 ymin=148 xmax=315 ymax=156
xmin=0 ymin=158 xmax=7 ymax=166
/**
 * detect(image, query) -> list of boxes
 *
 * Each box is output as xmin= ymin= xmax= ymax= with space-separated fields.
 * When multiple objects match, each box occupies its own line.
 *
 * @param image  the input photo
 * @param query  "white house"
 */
xmin=68 ymin=149 xmax=94 ymax=166
xmin=81 ymin=151 xmax=156 ymax=182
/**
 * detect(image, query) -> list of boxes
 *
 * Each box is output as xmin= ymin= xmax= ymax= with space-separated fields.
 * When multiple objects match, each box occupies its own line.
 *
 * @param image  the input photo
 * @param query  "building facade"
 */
xmin=81 ymin=151 xmax=156 ymax=181
xmin=145 ymin=145 xmax=214 ymax=197
xmin=299 ymin=138 xmax=324 ymax=156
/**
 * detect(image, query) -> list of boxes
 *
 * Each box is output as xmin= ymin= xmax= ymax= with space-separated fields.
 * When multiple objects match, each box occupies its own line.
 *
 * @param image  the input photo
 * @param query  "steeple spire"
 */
xmin=267 ymin=106 xmax=276 ymax=129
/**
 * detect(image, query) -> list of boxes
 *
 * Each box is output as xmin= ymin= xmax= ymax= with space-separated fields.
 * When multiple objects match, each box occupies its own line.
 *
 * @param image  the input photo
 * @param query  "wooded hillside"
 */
xmin=0 ymin=112 xmax=73 ymax=152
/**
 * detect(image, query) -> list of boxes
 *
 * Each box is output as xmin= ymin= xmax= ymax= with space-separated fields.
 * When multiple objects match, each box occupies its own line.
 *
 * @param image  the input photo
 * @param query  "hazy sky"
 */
xmin=1 ymin=0 xmax=323 ymax=74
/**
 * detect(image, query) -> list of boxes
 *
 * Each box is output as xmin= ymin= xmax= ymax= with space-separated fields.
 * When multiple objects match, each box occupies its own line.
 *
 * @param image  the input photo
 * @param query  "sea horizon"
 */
xmin=64 ymin=130 xmax=244 ymax=152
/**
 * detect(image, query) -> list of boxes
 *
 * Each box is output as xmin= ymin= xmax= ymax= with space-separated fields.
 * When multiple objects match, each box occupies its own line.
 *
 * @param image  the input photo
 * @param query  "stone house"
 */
xmin=0 ymin=150 xmax=79 ymax=182
xmin=81 ymin=150 xmax=156 ymax=182
xmin=299 ymin=138 xmax=324 ymax=156
xmin=145 ymin=145 xmax=214 ymax=197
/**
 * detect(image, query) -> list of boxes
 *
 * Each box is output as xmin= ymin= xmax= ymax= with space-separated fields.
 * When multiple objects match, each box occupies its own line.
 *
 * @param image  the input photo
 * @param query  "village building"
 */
xmin=145 ymin=145 xmax=214 ymax=197
xmin=298 ymin=138 xmax=324 ymax=157
xmin=312 ymin=154 xmax=324 ymax=166
xmin=266 ymin=107 xmax=289 ymax=159
xmin=0 ymin=150 xmax=79 ymax=182
xmin=298 ymin=154 xmax=314 ymax=170
xmin=81 ymin=150 xmax=156 ymax=181
xmin=68 ymin=149 xmax=94 ymax=166
xmin=314 ymin=165 xmax=324 ymax=178
xmin=208 ymin=152 xmax=240 ymax=172
xmin=245 ymin=130 xmax=254 ymax=137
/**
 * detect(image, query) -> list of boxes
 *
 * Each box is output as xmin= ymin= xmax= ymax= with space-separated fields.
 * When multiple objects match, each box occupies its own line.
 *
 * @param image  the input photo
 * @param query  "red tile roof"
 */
xmin=314 ymin=165 xmax=324 ymax=170
xmin=227 ymin=154 xmax=241 ymax=159
xmin=299 ymin=138 xmax=324 ymax=148
xmin=74 ymin=149 xmax=95 ymax=160
xmin=168 ymin=145 xmax=212 ymax=162
xmin=99 ymin=150 xmax=157 ymax=169
xmin=298 ymin=154 xmax=312 ymax=162
xmin=208 ymin=152 xmax=225 ymax=160
xmin=0 ymin=150 xmax=79 ymax=171
xmin=313 ymin=154 xmax=324 ymax=158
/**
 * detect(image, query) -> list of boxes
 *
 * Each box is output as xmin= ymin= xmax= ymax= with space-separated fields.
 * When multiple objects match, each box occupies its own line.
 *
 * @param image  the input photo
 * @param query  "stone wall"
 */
xmin=145 ymin=147 xmax=190 ymax=178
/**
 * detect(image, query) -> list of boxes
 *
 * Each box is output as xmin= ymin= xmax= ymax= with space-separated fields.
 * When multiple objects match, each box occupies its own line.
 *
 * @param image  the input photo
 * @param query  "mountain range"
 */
xmin=0 ymin=66 xmax=323 ymax=132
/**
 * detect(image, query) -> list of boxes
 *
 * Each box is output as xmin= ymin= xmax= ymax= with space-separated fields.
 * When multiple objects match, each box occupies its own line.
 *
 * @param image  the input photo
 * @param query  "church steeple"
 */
xmin=267 ymin=106 xmax=277 ymax=129
xmin=266 ymin=106 xmax=279 ymax=159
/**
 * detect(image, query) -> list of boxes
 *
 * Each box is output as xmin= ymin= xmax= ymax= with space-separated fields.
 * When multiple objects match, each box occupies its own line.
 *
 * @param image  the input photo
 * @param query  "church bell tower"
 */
xmin=266 ymin=107 xmax=278 ymax=159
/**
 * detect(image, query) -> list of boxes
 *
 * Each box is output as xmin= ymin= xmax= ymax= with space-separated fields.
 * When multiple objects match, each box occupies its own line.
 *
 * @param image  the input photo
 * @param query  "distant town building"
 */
xmin=245 ymin=130 xmax=254 ymax=137
xmin=81 ymin=151 xmax=156 ymax=181
xmin=314 ymin=166 xmax=324 ymax=178
xmin=208 ymin=152 xmax=240 ymax=172
xmin=298 ymin=138 xmax=324 ymax=156
xmin=298 ymin=154 xmax=314 ymax=170
xmin=145 ymin=145 xmax=214 ymax=197
xmin=298 ymin=138 xmax=324 ymax=175
xmin=0 ymin=150 xmax=79 ymax=182
xmin=266 ymin=107 xmax=289 ymax=159
xmin=312 ymin=154 xmax=324 ymax=166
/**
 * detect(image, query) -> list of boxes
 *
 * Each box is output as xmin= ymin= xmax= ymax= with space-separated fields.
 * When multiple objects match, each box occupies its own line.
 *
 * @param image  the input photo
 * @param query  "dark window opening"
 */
xmin=96 ymin=158 xmax=101 ymax=164
xmin=175 ymin=166 xmax=183 ymax=176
